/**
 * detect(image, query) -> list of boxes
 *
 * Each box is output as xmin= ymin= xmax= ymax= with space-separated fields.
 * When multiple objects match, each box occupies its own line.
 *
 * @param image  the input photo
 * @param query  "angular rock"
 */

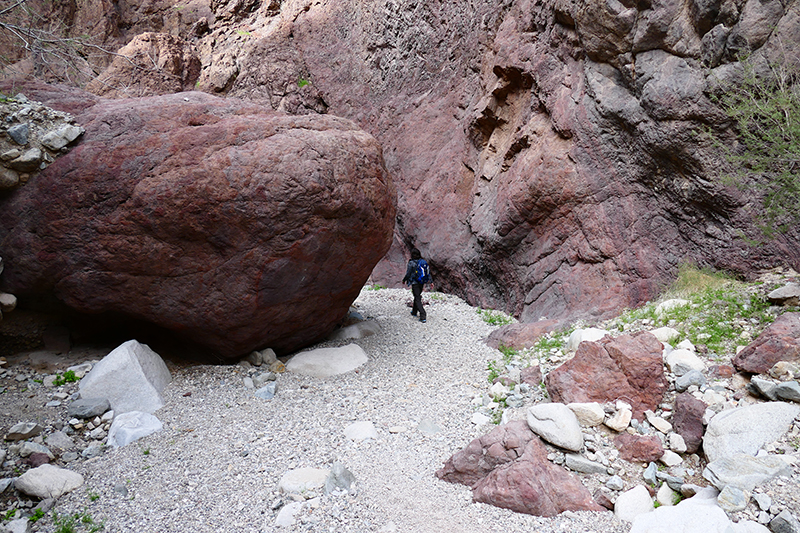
xmin=770 ymin=510 xmax=800 ymax=533
xmin=0 ymin=292 xmax=17 ymax=313
xmin=44 ymin=431 xmax=75 ymax=452
xmin=106 ymin=411 xmax=163 ymax=447
xmin=733 ymin=313 xmax=800 ymax=374
xmin=770 ymin=361 xmax=800 ymax=381
xmin=79 ymin=340 xmax=171 ymax=414
xmin=67 ymin=398 xmax=111 ymax=419
xmin=703 ymin=454 xmax=793 ymax=492
xmin=768 ymin=283 xmax=800 ymax=306
xmin=7 ymin=123 xmax=29 ymax=145
xmin=605 ymin=406 xmax=633 ymax=432
xmin=520 ymin=365 xmax=543 ymax=387
xmin=5 ymin=422 xmax=43 ymax=441
xmin=614 ymin=433 xmax=665 ymax=463
xmin=470 ymin=435 xmax=604 ymax=516
xmin=324 ymin=462 xmax=356 ymax=495
xmin=285 ymin=344 xmax=368 ymax=377
xmin=39 ymin=124 xmax=84 ymax=151
xmin=19 ymin=442 xmax=53 ymax=459
xmin=717 ymin=485 xmax=749 ymax=513
xmin=564 ymin=453 xmax=607 ymax=474
xmin=615 ymin=485 xmax=654 ymax=523
xmin=657 ymin=482 xmax=678 ymax=506
xmin=665 ymin=349 xmax=706 ymax=375
xmin=567 ymin=402 xmax=606 ymax=427
xmin=14 ymin=464 xmax=83 ymax=499
xmin=0 ymin=83 xmax=396 ymax=359
xmin=254 ymin=382 xmax=278 ymax=400
xmin=774 ymin=381 xmax=800 ymax=402
xmin=526 ymin=403 xmax=583 ymax=452
xmin=485 ymin=319 xmax=561 ymax=350
xmin=669 ymin=433 xmax=688 ymax=453
xmin=672 ymin=393 xmax=707 ymax=454
xmin=676 ymin=370 xmax=706 ymax=392
xmin=703 ymin=402 xmax=800 ymax=462
xmin=750 ymin=376 xmax=779 ymax=401
xmin=660 ymin=450 xmax=683 ymax=467
xmin=546 ymin=331 xmax=667 ymax=419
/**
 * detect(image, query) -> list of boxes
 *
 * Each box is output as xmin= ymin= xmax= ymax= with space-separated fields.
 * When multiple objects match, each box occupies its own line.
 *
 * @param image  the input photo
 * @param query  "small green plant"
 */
xmin=486 ymin=360 xmax=503 ymax=383
xmin=52 ymin=511 xmax=81 ymax=533
xmin=87 ymin=489 xmax=100 ymax=501
xmin=4 ymin=509 xmax=16 ymax=520
xmin=367 ymin=284 xmax=385 ymax=291
xmin=478 ymin=308 xmax=513 ymax=326
xmin=298 ymin=78 xmax=310 ymax=88
xmin=142 ymin=448 xmax=150 ymax=456
xmin=497 ymin=344 xmax=517 ymax=362
xmin=53 ymin=370 xmax=79 ymax=387
xmin=29 ymin=508 xmax=45 ymax=522
xmin=235 ymin=29 xmax=252 ymax=37
xmin=429 ymin=292 xmax=445 ymax=301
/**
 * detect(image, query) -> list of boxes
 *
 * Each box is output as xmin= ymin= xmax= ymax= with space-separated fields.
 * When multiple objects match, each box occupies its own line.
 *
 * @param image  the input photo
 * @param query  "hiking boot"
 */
xmin=419 ymin=318 xmax=426 ymax=323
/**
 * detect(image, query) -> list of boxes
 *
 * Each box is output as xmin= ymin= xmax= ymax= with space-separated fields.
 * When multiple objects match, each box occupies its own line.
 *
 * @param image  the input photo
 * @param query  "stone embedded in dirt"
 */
xmin=285 ymin=344 xmax=368 ymax=378
xmin=14 ymin=464 xmax=84 ymax=499
xmin=5 ymin=422 xmax=43 ymax=441
xmin=106 ymin=411 xmax=163 ymax=447
xmin=614 ymin=433 xmax=665 ymax=463
xmin=672 ymin=392 xmax=706 ymax=454
xmin=0 ymin=81 xmax=396 ymax=359
xmin=485 ymin=319 xmax=561 ymax=350
xmin=733 ymin=313 xmax=800 ymax=374
xmin=437 ymin=420 xmax=602 ymax=516
xmin=545 ymin=331 xmax=667 ymax=420
xmin=703 ymin=402 xmax=800 ymax=462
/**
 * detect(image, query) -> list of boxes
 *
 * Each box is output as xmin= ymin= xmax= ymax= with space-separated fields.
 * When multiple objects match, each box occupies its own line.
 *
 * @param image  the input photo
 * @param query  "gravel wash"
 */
xmin=11 ymin=289 xmax=628 ymax=532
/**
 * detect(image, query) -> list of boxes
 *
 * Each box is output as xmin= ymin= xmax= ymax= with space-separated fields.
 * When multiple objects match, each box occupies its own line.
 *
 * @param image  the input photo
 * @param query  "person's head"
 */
xmin=410 ymin=248 xmax=421 ymax=260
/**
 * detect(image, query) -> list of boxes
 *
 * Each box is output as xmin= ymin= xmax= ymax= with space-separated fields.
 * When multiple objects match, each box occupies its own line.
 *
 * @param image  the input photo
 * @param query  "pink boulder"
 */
xmin=733 ymin=313 xmax=800 ymax=374
xmin=485 ymin=319 xmax=561 ymax=350
xmin=0 ymin=81 xmax=396 ymax=359
xmin=545 ymin=331 xmax=667 ymax=420
xmin=437 ymin=420 xmax=604 ymax=517
xmin=672 ymin=392 xmax=707 ymax=454
xmin=613 ymin=433 xmax=665 ymax=463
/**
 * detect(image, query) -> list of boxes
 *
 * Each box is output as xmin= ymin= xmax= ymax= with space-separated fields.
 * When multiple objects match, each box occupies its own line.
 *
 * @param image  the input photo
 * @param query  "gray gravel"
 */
xmin=26 ymin=288 xmax=629 ymax=533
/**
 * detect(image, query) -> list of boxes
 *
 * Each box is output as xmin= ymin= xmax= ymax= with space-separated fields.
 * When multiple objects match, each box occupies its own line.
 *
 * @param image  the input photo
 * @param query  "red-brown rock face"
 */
xmin=0 ymin=81 xmax=396 ymax=358
xmin=5 ymin=0 xmax=800 ymax=324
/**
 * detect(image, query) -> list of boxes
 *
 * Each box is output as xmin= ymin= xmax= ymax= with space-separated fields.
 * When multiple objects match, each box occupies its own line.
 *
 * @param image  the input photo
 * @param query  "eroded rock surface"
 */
xmin=12 ymin=0 xmax=798 ymax=325
xmin=0 ymin=81 xmax=396 ymax=358
xmin=545 ymin=331 xmax=667 ymax=419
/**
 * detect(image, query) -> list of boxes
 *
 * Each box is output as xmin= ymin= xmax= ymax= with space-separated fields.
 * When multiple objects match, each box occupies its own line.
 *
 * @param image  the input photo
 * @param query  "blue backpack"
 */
xmin=414 ymin=259 xmax=431 ymax=284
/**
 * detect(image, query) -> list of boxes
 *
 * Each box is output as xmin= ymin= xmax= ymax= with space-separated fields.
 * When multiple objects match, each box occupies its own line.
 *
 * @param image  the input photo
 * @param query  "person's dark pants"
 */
xmin=411 ymin=283 xmax=426 ymax=320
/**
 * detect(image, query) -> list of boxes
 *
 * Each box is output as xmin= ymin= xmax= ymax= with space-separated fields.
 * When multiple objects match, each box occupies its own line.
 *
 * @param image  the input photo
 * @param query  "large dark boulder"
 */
xmin=0 ymin=81 xmax=396 ymax=358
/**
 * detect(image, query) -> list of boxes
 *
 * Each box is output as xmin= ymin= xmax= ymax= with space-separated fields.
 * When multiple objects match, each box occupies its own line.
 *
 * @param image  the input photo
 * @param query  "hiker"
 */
xmin=401 ymin=248 xmax=431 ymax=323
